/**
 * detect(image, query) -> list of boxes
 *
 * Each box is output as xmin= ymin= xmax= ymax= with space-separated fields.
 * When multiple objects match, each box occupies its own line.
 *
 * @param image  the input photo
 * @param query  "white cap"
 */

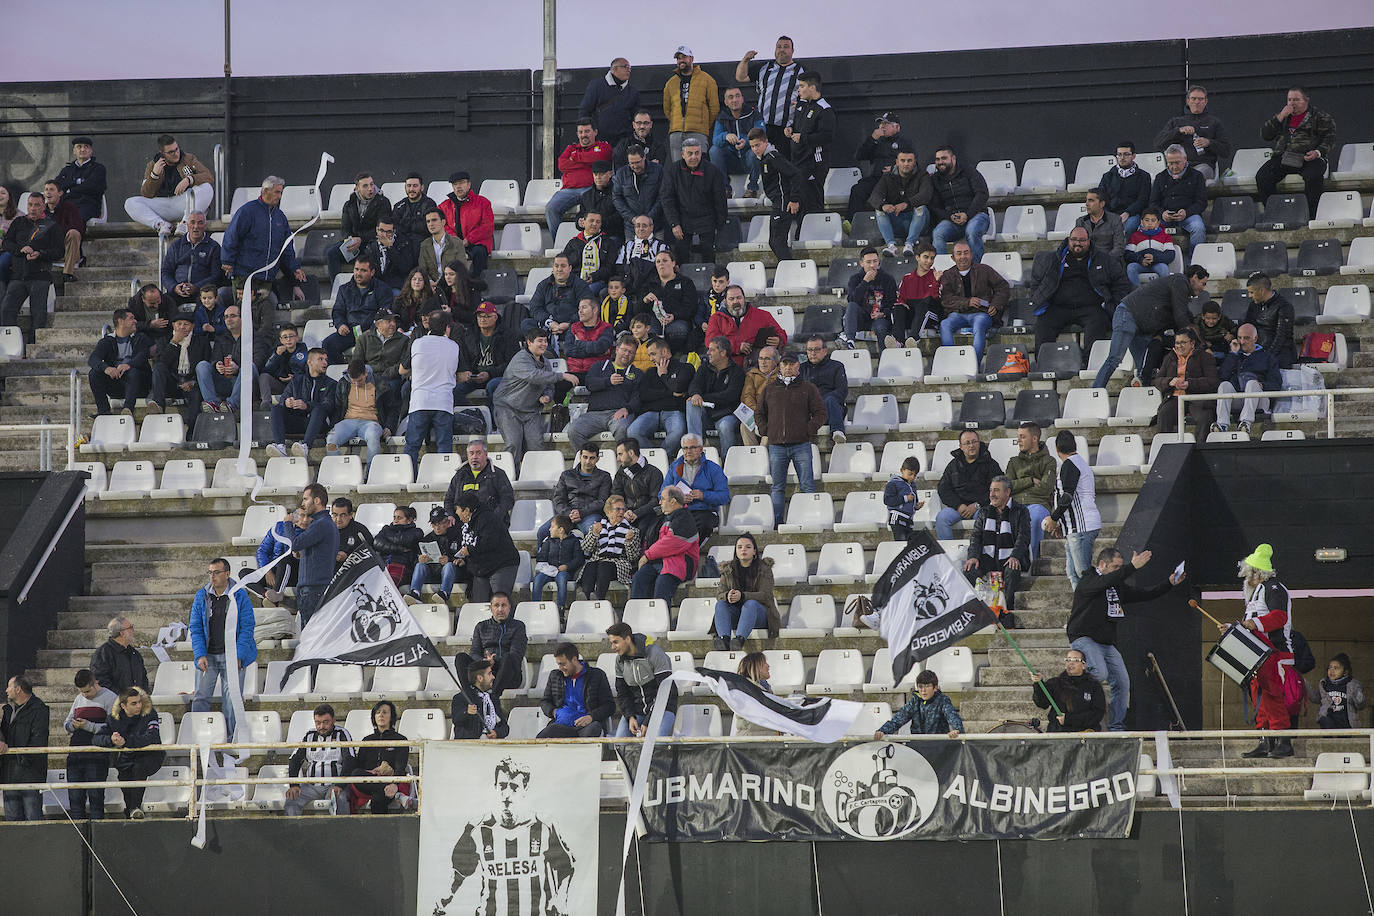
xmin=674 ymin=45 xmax=693 ymax=58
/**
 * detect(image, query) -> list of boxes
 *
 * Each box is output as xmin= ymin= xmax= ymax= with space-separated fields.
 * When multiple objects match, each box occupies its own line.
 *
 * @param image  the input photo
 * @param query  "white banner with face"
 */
xmin=419 ymin=742 xmax=601 ymax=916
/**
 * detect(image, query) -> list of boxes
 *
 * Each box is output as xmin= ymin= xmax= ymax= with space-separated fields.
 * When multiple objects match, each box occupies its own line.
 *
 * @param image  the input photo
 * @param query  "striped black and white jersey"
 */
xmin=751 ymin=59 xmax=804 ymax=128
xmin=286 ymin=726 xmax=355 ymax=781
xmin=447 ymin=815 xmax=575 ymax=916
xmin=1051 ymin=453 xmax=1101 ymax=535
xmin=1244 ymin=579 xmax=1293 ymax=653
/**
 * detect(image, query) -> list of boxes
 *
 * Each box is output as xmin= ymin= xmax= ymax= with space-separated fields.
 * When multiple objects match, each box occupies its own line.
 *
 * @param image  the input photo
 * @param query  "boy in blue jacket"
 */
xmin=531 ymin=516 xmax=586 ymax=613
xmin=882 ymin=456 xmax=925 ymax=541
xmin=189 ymin=558 xmax=258 ymax=740
xmin=875 ymin=670 xmax=964 ymax=738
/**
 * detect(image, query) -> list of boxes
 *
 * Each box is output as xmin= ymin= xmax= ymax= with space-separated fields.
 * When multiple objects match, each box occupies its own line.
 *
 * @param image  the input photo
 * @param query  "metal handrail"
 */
xmin=1177 ymin=386 xmax=1374 ymax=440
xmin=213 ymin=143 xmax=225 ymax=220
xmin=0 ymin=422 xmax=76 ymax=469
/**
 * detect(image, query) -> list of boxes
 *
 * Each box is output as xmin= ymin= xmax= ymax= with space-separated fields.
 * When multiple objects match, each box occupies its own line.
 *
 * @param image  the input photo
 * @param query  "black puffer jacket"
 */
xmin=0 ymin=696 xmax=50 ymax=784
xmin=936 ymin=442 xmax=1004 ymax=509
xmin=1028 ymin=242 xmax=1131 ymax=314
xmin=660 ymin=159 xmax=728 ymax=233
xmin=928 ymin=165 xmax=990 ymax=223
xmin=89 ymin=639 xmax=150 ymax=694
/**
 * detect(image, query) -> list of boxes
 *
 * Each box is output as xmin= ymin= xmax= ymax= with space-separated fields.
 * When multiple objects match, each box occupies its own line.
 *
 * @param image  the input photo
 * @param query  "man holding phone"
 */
xmin=123 ymin=134 xmax=214 ymax=235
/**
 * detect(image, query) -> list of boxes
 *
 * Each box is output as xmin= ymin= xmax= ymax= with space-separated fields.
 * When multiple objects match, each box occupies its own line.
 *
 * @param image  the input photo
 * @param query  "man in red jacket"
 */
xmin=546 ymin=119 xmax=613 ymax=234
xmin=437 ymin=171 xmax=495 ymax=278
xmin=705 ymin=284 xmax=787 ymax=365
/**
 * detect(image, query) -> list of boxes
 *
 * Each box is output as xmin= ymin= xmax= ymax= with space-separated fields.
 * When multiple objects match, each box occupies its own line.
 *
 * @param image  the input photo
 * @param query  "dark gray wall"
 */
xmin=3 ymin=27 xmax=1371 ymax=206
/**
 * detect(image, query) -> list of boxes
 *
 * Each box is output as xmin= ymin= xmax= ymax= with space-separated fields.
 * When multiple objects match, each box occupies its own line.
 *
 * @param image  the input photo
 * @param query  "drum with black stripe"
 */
xmin=1206 ymin=623 xmax=1272 ymax=686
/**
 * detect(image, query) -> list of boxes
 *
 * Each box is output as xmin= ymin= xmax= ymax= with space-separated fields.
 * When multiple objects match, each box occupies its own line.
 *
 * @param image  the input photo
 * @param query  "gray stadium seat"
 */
xmin=1239 ymin=241 xmax=1288 ymax=277
xmin=1030 ymin=341 xmax=1081 ymax=379
xmin=847 ymin=212 xmax=881 ymax=247
xmin=1279 ymin=287 xmax=1320 ymax=323
xmin=1219 ymin=290 xmax=1251 ymax=324
xmin=190 ymin=411 xmax=237 ymax=448
xmin=955 ymin=391 xmax=1005 ymax=430
xmin=1011 ymin=389 xmax=1060 ymax=428
xmin=980 ymin=343 xmax=1028 ymax=381
xmin=1206 ymin=197 xmax=1256 ymax=233
xmin=798 ymin=304 xmax=843 ymax=341
xmin=1295 ymin=239 xmax=1343 ymax=277
xmin=827 ymin=257 xmax=859 ymax=290
xmin=482 ymin=268 xmax=519 ymax=304
xmin=1255 ymin=194 xmax=1307 ymax=231
xmin=680 ymin=262 xmax=716 ymax=290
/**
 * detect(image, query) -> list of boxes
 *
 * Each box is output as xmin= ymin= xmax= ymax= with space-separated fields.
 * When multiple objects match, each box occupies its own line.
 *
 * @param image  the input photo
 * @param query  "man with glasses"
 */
xmin=362 ymin=217 xmax=416 ymax=295
xmin=89 ymin=618 xmax=149 ymax=694
xmin=189 ymin=558 xmax=257 ymax=740
xmin=662 ymin=433 xmax=730 ymax=541
xmin=1031 ymin=649 xmax=1106 ymax=732
xmin=580 ymin=58 xmax=639 ymax=145
xmin=798 ymin=336 xmax=849 ymax=445
xmin=739 ymin=345 xmax=780 ymax=445
xmin=1066 ymin=547 xmax=1185 ymax=731
xmin=330 ymin=497 xmax=374 ymax=567
xmin=1099 ymin=141 xmax=1152 ymax=237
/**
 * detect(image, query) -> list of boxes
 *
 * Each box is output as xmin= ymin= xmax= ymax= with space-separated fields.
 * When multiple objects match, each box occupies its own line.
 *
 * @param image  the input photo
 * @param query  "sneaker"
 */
xmin=404 ymin=591 xmax=423 ymax=606
xmin=859 ymin=612 xmax=881 ymax=631
xmin=743 ymin=188 xmax=759 ymax=199
xmin=62 ymin=272 xmax=79 ymax=283
xmin=832 ymin=430 xmax=847 ymax=445
xmin=175 ymin=219 xmax=189 ymax=236
xmin=290 ymin=442 xmax=309 ymax=458
xmin=326 ymin=442 xmax=340 ymax=454
xmin=265 ymin=442 xmax=288 ymax=458
xmin=129 ymin=807 xmax=145 ymax=820
xmin=902 ymin=245 xmax=915 ymax=257
xmin=712 ymin=635 xmax=728 ymax=651
xmin=434 ymin=591 xmax=450 ymax=605
xmin=817 ymin=425 xmax=831 ymax=438
xmin=264 ymin=589 xmax=284 ymax=605
xmin=883 ymin=334 xmax=900 ymax=350
xmin=154 ymin=220 xmax=172 ymax=237
xmin=905 ymin=336 xmax=919 ymax=348
xmin=119 ymin=407 xmax=134 ymax=417
xmin=201 ymin=401 xmax=218 ymax=413
xmin=882 ymin=243 xmax=899 ymax=258
xmin=1237 ymin=420 xmax=1250 ymax=433
xmin=836 ymin=334 xmax=856 ymax=350
xmin=1209 ymin=422 xmax=1225 ymax=432
xmin=145 ymin=402 xmax=162 ymax=414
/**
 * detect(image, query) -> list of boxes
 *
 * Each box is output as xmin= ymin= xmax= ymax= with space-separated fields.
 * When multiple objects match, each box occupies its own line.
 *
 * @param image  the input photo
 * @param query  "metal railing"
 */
xmin=3 ymin=729 xmax=1374 ymax=821
xmin=213 ymin=143 xmax=225 ymax=221
xmin=1178 ymin=386 xmax=1374 ymax=439
xmin=0 ymin=422 xmax=76 ymax=471
xmin=68 ymin=369 xmax=82 ymax=443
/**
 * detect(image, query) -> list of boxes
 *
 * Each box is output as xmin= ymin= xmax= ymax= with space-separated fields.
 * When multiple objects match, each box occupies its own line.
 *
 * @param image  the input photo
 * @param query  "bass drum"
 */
xmin=987 ymin=719 xmax=1041 ymax=734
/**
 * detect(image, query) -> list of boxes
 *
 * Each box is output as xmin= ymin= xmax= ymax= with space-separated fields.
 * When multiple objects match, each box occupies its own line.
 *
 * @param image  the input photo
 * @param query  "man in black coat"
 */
xmin=467 ymin=592 xmax=528 ymax=695
xmin=89 ymin=618 xmax=150 ymax=694
xmin=88 ymin=308 xmax=152 ymax=415
xmin=54 ymin=136 xmax=108 ymax=223
xmin=443 ymin=439 xmax=515 ymax=522
xmin=1093 ymin=265 xmax=1209 ymax=388
xmin=935 ymin=430 xmax=1004 ymax=539
xmin=0 ymin=192 xmax=65 ymax=335
xmin=962 ymin=476 xmax=1031 ymax=613
xmin=1 ymin=676 xmax=50 ymax=820
xmin=147 ymin=314 xmax=203 ymax=418
xmin=1030 ymin=228 xmax=1131 ymax=359
xmin=660 ymin=138 xmax=728 ymax=265
xmin=450 ymin=657 xmax=510 ymax=740
xmin=612 ymin=436 xmax=664 ymax=544
xmin=537 ymin=643 xmax=617 ymax=737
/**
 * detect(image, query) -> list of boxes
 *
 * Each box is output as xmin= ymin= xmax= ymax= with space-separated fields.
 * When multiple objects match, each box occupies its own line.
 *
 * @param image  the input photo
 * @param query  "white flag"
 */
xmin=677 ymin=668 xmax=862 ymax=744
xmin=280 ymin=545 xmax=447 ymax=688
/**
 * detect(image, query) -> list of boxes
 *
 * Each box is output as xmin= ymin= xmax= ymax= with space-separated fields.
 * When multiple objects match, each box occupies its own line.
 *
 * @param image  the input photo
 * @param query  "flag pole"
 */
xmin=996 ymin=619 xmax=1064 ymax=718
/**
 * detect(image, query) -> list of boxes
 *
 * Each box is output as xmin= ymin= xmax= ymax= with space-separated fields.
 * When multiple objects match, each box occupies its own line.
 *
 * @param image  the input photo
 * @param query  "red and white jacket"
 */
xmin=642 ymin=507 xmax=700 ymax=581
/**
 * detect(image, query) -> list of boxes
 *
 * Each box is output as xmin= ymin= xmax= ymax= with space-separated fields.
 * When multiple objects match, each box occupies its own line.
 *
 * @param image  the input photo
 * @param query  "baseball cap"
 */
xmin=429 ymin=506 xmax=452 ymax=524
xmin=591 ymin=160 xmax=612 ymax=174
xmin=674 ymin=45 xmax=693 ymax=58
xmin=875 ymin=111 xmax=900 ymax=124
xmin=374 ymin=309 xmax=396 ymax=321
xmin=477 ymin=301 xmax=498 ymax=315
xmin=448 ymin=170 xmax=470 ymax=183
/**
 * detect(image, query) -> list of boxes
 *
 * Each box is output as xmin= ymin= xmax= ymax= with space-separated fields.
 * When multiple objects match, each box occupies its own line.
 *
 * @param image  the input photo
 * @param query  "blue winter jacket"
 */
xmin=221 ymin=197 xmax=301 ymax=276
xmin=877 ymin=689 xmax=964 ymax=735
xmin=189 ymin=583 xmax=258 ymax=664
xmin=256 ymin=519 xmax=296 ymax=568
xmin=663 ymin=456 xmax=730 ymax=514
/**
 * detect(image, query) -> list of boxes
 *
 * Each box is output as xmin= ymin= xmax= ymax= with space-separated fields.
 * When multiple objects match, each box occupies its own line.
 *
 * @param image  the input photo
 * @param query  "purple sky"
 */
xmin=2 ymin=0 xmax=1371 ymax=81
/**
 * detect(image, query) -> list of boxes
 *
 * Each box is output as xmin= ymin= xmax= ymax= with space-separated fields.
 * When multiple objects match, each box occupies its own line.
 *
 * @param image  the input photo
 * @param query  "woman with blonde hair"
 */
xmin=734 ymin=652 xmax=778 ymax=736
xmin=93 ymin=687 xmax=165 ymax=818
xmin=579 ymin=494 xmax=640 ymax=601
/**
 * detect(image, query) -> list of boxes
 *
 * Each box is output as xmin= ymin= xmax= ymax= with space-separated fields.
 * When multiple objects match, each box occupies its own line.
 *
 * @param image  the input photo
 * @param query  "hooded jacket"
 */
xmin=541 ymin=662 xmax=616 ymax=726
xmin=663 ymin=456 xmax=730 ymax=515
xmin=716 ymin=556 xmax=781 ymax=636
xmin=221 ymin=197 xmax=301 ymax=275
xmin=1122 ymin=272 xmax=1194 ymax=336
xmin=328 ymin=369 xmax=398 ymax=425
xmin=352 ymin=708 xmax=409 ymax=776
xmin=613 ymin=633 xmax=679 ymax=720
xmin=687 ymin=358 xmax=746 ymax=422
xmin=354 ymin=327 xmax=409 ymax=381
xmin=492 ymin=346 xmax=564 ymax=414
xmin=1033 ymin=671 xmax=1107 ymax=732
xmin=562 ymin=318 xmax=614 ymax=374
xmin=330 ymin=279 xmax=395 ymax=332
xmin=1218 ymin=344 xmax=1282 ymax=393
xmin=584 ymin=357 xmax=642 ymax=412
xmin=1243 ymin=293 xmax=1297 ymax=369
xmin=93 ymin=709 xmax=165 ymax=774
xmin=469 ymin=610 xmax=528 ymax=662
xmin=535 ymin=532 xmax=585 ymax=575
xmin=391 ymin=193 xmax=438 ymax=244
xmin=528 ymin=275 xmax=594 ymax=330
xmin=612 ymin=459 xmax=664 ymax=525
xmin=1004 ymin=445 xmax=1056 ymax=509
xmin=712 ymin=107 xmax=766 ymax=152
xmin=642 ymin=506 xmax=700 ymax=583
xmin=662 ymin=66 xmax=719 ymax=136
xmin=867 ymin=167 xmax=932 ymax=212
xmin=1153 ymin=111 xmax=1233 ymax=170
xmin=562 ymin=232 xmax=619 ymax=287
xmin=661 ymin=159 xmax=728 ymax=234
xmin=936 ymin=441 xmax=1003 ymax=509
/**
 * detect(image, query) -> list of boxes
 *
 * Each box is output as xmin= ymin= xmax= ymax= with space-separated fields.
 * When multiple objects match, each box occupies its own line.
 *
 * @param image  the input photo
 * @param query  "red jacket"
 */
xmin=563 ymin=318 xmax=613 ymax=374
xmin=643 ymin=507 xmax=700 ymax=582
xmin=705 ymin=305 xmax=788 ymax=365
xmin=557 ymin=141 xmax=613 ymax=189
xmin=437 ymin=192 xmax=495 ymax=251
xmin=49 ymin=198 xmax=86 ymax=237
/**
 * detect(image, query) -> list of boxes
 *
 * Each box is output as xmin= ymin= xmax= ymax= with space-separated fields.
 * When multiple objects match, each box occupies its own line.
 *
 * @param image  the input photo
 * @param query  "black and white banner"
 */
xmin=418 ymin=743 xmax=601 ymax=916
xmin=280 ymin=545 xmax=447 ymax=687
xmin=682 ymin=668 xmax=862 ymax=743
xmin=870 ymin=532 xmax=998 ymax=684
xmin=618 ymin=738 xmax=1141 ymax=842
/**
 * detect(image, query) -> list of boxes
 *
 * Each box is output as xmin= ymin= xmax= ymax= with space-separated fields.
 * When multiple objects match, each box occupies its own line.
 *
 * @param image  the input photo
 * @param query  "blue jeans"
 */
xmin=685 ymin=404 xmax=741 ymax=453
xmin=1093 ymin=304 xmax=1149 ymax=388
xmin=195 ymin=361 xmax=241 ymax=409
xmin=532 ymin=570 xmax=573 ymax=607
xmin=768 ymin=443 xmax=815 ymax=524
xmin=630 ymin=559 xmax=683 ymax=604
xmin=3 ymin=791 xmax=41 ymax=821
xmin=820 ymin=393 xmax=846 ymax=433
xmin=940 ymin=311 xmax=994 ymax=364
xmin=1026 ymin=502 xmax=1051 ymax=562
xmin=453 ymin=375 xmax=502 ymax=405
xmin=296 ymin=585 xmax=326 ymax=628
xmin=327 ymin=418 xmax=385 ymax=471
xmin=627 ymin=410 xmax=686 ymax=460
xmin=655 ymin=318 xmax=691 ymax=355
xmin=1121 ymin=214 xmax=1141 ymax=238
xmin=67 ymin=757 xmax=106 ymax=819
xmin=875 ymin=206 xmax=929 ymax=247
xmin=715 ymin=599 xmax=766 ymax=641
xmin=1065 ymin=528 xmax=1099 ymax=589
xmin=411 ymin=560 xmax=460 ymax=597
xmin=1072 ymin=636 xmax=1129 ymax=731
xmin=935 ymin=506 xmax=965 ymax=540
xmin=844 ymin=302 xmax=892 ymax=343
xmin=270 ymin=402 xmax=330 ymax=450
xmin=1126 ymin=261 xmax=1170 ymax=286
xmin=404 ymin=409 xmax=453 ymax=468
xmin=932 ymin=211 xmax=991 ymax=262
xmin=709 ymin=144 xmax=761 ymax=190
xmin=1164 ymin=214 xmax=1206 ymax=251
xmin=192 ymin=653 xmax=247 ymax=740
xmin=545 ymin=187 xmax=586 ymax=234
xmin=614 ymin=709 xmax=676 ymax=738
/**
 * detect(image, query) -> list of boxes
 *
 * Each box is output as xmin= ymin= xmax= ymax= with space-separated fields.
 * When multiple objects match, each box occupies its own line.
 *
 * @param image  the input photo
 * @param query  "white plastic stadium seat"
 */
xmin=1046 ymin=202 xmax=1089 ymax=241
xmin=309 ymin=665 xmax=364 ymax=701
xmin=623 ymin=599 xmax=670 ymax=636
xmin=141 ymin=766 xmax=192 ymax=814
xmin=352 ymin=502 xmax=395 ymax=537
xmin=509 ymin=498 xmax=554 ymax=540
xmin=519 ymin=179 xmax=562 ymax=216
xmin=1309 ymin=191 xmax=1363 ymax=229
xmin=246 ymin=764 xmax=290 ymax=811
xmin=317 ymin=454 xmax=364 ymax=490
xmin=924 ymin=645 xmax=976 ymax=691
xmin=864 ymin=647 xmax=922 ymax=693
xmin=259 ymin=456 xmax=311 ymax=496
xmin=82 ymin=414 xmax=137 ymax=454
xmin=848 ymin=394 xmax=899 ymax=433
xmin=831 ymin=349 xmax=873 ymax=386
xmin=976 ymin=160 xmax=1018 ymax=196
xmin=151 ymin=660 xmax=196 ymax=704
xmin=1068 ymin=155 xmax=1115 ymax=193
xmin=899 ymin=393 xmax=952 ymax=433
xmin=1081 ymin=338 xmax=1136 ymax=381
xmin=796 ymin=213 xmax=843 ymax=249
xmin=1093 ymin=434 xmax=1145 ymax=475
xmin=70 ymin=461 xmax=108 ymax=497
xmin=723 ymin=445 xmax=770 ymax=485
xmin=809 ymin=543 xmax=866 ymax=585
xmin=1109 ymin=386 xmax=1161 ymax=426
xmin=357 ymin=453 xmax=415 ymax=493
xmin=1222 ymin=149 xmax=1271 ymax=186
xmin=737 ymin=215 xmax=770 ymax=252
xmin=130 ymin=413 xmax=185 ymax=452
xmin=876 ymin=441 xmax=927 ymax=481
xmin=544 ymin=221 xmax=578 ymax=257
xmin=1136 ymin=152 xmax=1166 ymax=177
xmin=1143 ymin=432 xmax=1195 ymax=472
xmin=1017 ymin=158 xmax=1065 ymax=193
xmin=514 ymin=450 xmax=565 ymax=491
xmin=673 ymin=705 xmax=723 ymax=737
xmin=1333 ymin=143 xmax=1374 ymax=180
xmin=281 ymin=185 xmax=321 ymax=220
xmin=983 ymin=251 xmax=1022 ymax=284
xmin=1057 ymin=387 xmax=1111 ymax=427
xmin=480 ymin=179 xmax=521 ymax=214
xmin=807 ymin=648 xmax=866 ymax=695
xmin=1316 ymin=285 xmax=1372 ymax=324
xmin=1341 ymin=237 xmax=1374 ymax=276
xmin=924 ymin=346 xmax=977 ymax=384
xmin=767 ymin=259 xmax=819 ymax=296
xmin=762 ymin=544 xmax=808 ymax=586
xmin=783 ymin=594 xmax=836 ymax=638
xmin=669 ymin=598 xmax=713 ymax=640
xmin=202 ymin=457 xmax=256 ymax=497
xmin=227 ymin=186 xmax=257 ymax=217
xmin=722 ymin=493 xmax=774 ymax=534
xmin=151 ymin=459 xmax=206 ymax=498
xmin=0 ymin=325 xmax=23 ymax=359
xmin=865 ymin=540 xmax=907 ymax=584
xmin=726 ymin=261 xmax=767 ymax=296
xmin=261 ymin=662 xmax=312 ymax=700
xmin=177 ymin=711 xmax=228 ymax=747
xmin=363 ymin=666 xmax=425 ymax=701
xmin=825 ymin=443 xmax=877 ymax=482
xmin=1261 ymin=429 xmax=1305 ymax=442
xmin=762 ymin=650 xmax=805 ymax=694
xmin=398 ymin=708 xmax=448 ymax=741
xmin=516 ymin=267 xmax=553 ymax=306
xmin=1190 ymin=243 xmax=1236 ymax=278
xmin=1304 ymin=753 xmax=1369 ymax=801
xmin=408 ymin=452 xmax=465 ymax=492
xmin=98 ymin=460 xmax=156 ymax=500
xmin=998 ymin=205 xmax=1046 ymax=241
xmin=822 ymin=167 xmax=861 ymax=206
xmin=244 ymin=711 xmax=283 ymax=745
xmin=508 ymin=707 xmax=549 ymax=739
xmin=876 ymin=348 xmax=924 ymax=384
xmin=494 ymin=223 xmax=544 ymax=257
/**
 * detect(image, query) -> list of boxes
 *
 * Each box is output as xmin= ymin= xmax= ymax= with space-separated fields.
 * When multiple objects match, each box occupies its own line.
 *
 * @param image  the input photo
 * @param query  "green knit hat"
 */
xmin=1242 ymin=543 xmax=1274 ymax=573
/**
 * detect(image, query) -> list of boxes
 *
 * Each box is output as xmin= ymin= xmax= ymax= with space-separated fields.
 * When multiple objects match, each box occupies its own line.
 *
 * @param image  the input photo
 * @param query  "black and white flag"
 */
xmin=869 ymin=532 xmax=997 ymax=684
xmin=280 ymin=545 xmax=447 ymax=688
xmin=683 ymin=668 xmax=862 ymax=744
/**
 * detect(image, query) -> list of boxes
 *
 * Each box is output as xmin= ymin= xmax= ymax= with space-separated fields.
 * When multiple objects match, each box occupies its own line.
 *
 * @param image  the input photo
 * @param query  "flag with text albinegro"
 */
xmin=870 ymin=532 xmax=998 ymax=685
xmin=280 ymin=545 xmax=446 ymax=688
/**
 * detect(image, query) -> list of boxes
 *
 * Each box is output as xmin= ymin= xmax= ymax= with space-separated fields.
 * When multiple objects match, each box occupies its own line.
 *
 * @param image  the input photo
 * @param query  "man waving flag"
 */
xmin=851 ymin=531 xmax=998 ymax=685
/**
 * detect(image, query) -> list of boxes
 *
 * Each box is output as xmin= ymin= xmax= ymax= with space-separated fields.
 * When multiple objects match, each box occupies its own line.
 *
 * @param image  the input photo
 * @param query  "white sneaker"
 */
xmin=175 ymin=219 xmax=189 ymax=236
xmin=836 ymin=334 xmax=856 ymax=350
xmin=905 ymin=337 xmax=919 ymax=348
xmin=817 ymin=425 xmax=831 ymax=438
xmin=902 ymin=245 xmax=915 ymax=257
xmin=264 ymin=589 xmax=284 ymax=605
xmin=290 ymin=442 xmax=309 ymax=458
xmin=882 ymin=243 xmax=899 ymax=258
xmin=129 ymin=807 xmax=145 ymax=820
xmin=883 ymin=335 xmax=900 ymax=349
xmin=265 ymin=443 xmax=287 ymax=458
xmin=154 ymin=220 xmax=172 ymax=237
xmin=859 ymin=612 xmax=882 ymax=630
xmin=832 ymin=430 xmax=847 ymax=445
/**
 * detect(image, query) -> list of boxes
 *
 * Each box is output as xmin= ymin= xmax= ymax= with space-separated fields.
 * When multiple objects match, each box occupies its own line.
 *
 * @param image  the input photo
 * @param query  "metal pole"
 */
xmin=222 ymin=0 xmax=232 ymax=217
xmin=541 ymin=0 xmax=557 ymax=179
xmin=1327 ymin=392 xmax=1335 ymax=439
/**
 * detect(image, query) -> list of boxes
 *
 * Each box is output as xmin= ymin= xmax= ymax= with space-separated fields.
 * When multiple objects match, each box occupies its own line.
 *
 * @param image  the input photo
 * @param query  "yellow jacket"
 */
xmin=662 ymin=66 xmax=720 ymax=136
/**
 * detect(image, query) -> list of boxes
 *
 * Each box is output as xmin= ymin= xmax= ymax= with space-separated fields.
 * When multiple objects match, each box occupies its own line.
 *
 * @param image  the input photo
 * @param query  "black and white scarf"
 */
xmin=1116 ymin=164 xmax=1137 ymax=178
xmin=980 ymin=506 xmax=1016 ymax=562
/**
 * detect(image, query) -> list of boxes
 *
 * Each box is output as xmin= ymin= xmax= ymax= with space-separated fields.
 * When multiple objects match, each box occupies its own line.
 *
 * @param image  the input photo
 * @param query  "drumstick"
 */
xmin=1188 ymin=599 xmax=1226 ymax=628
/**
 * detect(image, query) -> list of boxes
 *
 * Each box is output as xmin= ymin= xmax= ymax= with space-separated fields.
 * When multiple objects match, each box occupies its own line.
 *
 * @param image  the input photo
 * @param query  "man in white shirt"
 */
xmin=402 ymin=309 xmax=462 ymax=469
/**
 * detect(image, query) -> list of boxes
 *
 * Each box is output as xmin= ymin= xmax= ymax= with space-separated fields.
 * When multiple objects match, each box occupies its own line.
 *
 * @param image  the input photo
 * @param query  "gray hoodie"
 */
xmin=492 ymin=346 xmax=564 ymax=414
xmin=614 ymin=633 xmax=678 ymax=720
